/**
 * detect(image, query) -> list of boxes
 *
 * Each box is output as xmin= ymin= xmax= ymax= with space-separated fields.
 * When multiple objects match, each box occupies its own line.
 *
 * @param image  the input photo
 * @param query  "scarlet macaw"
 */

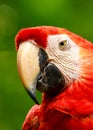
xmin=15 ymin=26 xmax=93 ymax=130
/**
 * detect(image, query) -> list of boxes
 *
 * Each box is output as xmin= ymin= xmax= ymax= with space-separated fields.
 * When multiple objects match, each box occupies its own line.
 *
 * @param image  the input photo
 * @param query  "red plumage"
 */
xmin=15 ymin=26 xmax=93 ymax=50
xmin=15 ymin=26 xmax=93 ymax=130
xmin=15 ymin=26 xmax=58 ymax=49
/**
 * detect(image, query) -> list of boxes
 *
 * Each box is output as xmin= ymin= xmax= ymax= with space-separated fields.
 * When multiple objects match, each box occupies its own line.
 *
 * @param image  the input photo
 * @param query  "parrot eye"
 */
xmin=59 ymin=40 xmax=69 ymax=50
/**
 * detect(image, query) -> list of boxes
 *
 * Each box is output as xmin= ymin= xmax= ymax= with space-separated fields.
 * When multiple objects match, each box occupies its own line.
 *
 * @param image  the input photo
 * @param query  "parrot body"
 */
xmin=22 ymin=101 xmax=93 ymax=130
xmin=15 ymin=26 xmax=93 ymax=130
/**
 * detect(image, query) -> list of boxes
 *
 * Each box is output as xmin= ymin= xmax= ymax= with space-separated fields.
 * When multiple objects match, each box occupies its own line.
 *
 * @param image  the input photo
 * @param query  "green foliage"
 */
xmin=0 ymin=0 xmax=93 ymax=129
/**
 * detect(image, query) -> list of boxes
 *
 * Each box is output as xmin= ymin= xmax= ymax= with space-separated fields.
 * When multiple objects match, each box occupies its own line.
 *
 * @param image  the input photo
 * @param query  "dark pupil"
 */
xmin=60 ymin=41 xmax=64 ymax=46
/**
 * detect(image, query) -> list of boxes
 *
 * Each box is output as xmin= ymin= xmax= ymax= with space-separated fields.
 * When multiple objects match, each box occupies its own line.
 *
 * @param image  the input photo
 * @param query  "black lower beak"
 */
xmin=36 ymin=49 xmax=65 ymax=96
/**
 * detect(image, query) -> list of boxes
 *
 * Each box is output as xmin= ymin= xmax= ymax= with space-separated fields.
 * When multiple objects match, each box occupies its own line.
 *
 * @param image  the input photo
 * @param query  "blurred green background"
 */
xmin=0 ymin=0 xmax=93 ymax=129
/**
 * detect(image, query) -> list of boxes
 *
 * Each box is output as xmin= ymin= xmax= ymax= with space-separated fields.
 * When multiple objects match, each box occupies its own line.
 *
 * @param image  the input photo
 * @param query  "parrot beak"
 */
xmin=17 ymin=41 xmax=40 ymax=104
xmin=17 ymin=41 xmax=65 ymax=104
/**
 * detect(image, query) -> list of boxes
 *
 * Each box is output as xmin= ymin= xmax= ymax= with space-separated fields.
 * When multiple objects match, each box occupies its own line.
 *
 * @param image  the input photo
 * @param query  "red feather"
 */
xmin=15 ymin=26 xmax=93 ymax=130
xmin=15 ymin=26 xmax=58 ymax=50
xmin=15 ymin=26 xmax=93 ymax=50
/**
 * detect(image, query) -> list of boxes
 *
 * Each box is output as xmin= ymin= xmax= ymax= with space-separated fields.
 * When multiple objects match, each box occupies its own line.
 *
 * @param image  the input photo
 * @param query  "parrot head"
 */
xmin=15 ymin=26 xmax=93 ymax=109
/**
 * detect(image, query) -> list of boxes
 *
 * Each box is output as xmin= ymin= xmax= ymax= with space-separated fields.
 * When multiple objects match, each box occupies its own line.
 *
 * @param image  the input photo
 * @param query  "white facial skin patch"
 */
xmin=46 ymin=34 xmax=80 ymax=86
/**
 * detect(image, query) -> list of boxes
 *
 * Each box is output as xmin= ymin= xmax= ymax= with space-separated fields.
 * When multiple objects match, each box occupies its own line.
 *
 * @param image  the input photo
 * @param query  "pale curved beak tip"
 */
xmin=26 ymin=88 xmax=39 ymax=104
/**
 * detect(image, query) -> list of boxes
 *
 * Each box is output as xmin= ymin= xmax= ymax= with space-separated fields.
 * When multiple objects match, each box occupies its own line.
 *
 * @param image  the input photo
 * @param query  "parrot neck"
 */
xmin=42 ymin=79 xmax=93 ymax=118
xmin=41 ymin=55 xmax=93 ymax=118
xmin=41 ymin=49 xmax=93 ymax=118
